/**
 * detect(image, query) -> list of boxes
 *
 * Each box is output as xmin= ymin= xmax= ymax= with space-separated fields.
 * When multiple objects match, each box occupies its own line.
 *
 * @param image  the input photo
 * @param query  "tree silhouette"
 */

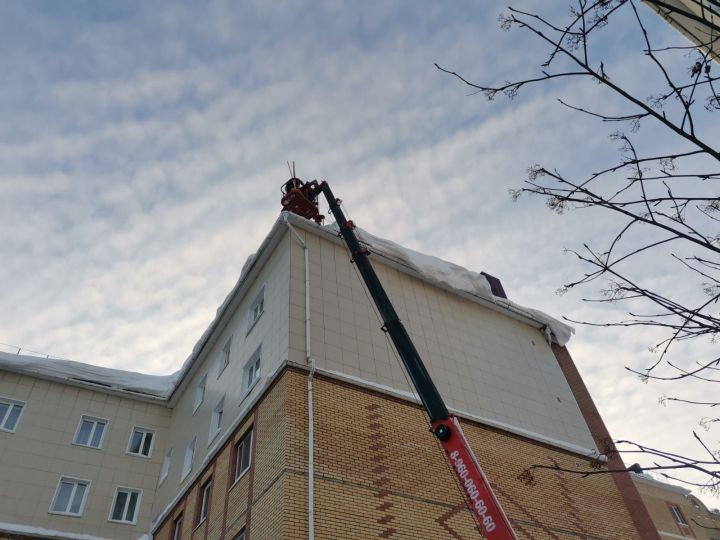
xmin=438 ymin=0 xmax=720 ymax=492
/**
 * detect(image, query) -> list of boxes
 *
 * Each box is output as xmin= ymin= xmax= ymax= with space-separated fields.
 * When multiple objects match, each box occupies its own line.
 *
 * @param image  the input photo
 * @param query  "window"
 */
xmin=182 ymin=435 xmax=196 ymax=480
xmin=172 ymin=514 xmax=183 ymax=540
xmin=109 ymin=487 xmax=142 ymax=524
xmin=247 ymin=287 xmax=265 ymax=333
xmin=0 ymin=397 xmax=25 ymax=432
xmin=243 ymin=346 xmax=262 ymax=394
xmin=218 ymin=336 xmax=232 ymax=377
xmin=127 ymin=427 xmax=154 ymax=457
xmin=669 ymin=504 xmax=688 ymax=526
xmin=159 ymin=448 xmax=172 ymax=484
xmin=197 ymin=478 xmax=212 ymax=524
xmin=50 ymin=477 xmax=90 ymax=516
xmin=234 ymin=429 xmax=253 ymax=481
xmin=233 ymin=529 xmax=246 ymax=540
xmin=193 ymin=373 xmax=207 ymax=414
xmin=209 ymin=396 xmax=224 ymax=444
xmin=73 ymin=416 xmax=107 ymax=449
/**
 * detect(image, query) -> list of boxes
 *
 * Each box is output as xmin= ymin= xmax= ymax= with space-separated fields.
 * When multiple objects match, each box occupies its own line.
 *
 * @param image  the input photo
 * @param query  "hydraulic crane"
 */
xmin=281 ymin=177 xmax=519 ymax=540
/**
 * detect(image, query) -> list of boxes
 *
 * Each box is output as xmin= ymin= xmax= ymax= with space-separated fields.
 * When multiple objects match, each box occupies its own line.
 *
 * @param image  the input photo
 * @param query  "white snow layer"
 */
xmin=326 ymin=223 xmax=574 ymax=346
xmin=0 ymin=522 xmax=113 ymax=540
xmin=0 ymin=351 xmax=178 ymax=399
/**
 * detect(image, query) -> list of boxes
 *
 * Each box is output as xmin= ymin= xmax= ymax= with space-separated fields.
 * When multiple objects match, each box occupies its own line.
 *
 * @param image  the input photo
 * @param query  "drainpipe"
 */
xmin=284 ymin=215 xmax=315 ymax=540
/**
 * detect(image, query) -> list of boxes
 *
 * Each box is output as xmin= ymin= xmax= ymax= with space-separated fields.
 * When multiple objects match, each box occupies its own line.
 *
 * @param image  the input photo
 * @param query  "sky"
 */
xmin=1 ymin=0 xmax=718 ymax=509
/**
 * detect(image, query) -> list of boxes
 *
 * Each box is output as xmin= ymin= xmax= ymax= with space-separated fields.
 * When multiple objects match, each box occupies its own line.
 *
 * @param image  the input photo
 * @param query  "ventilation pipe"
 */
xmin=284 ymin=216 xmax=315 ymax=540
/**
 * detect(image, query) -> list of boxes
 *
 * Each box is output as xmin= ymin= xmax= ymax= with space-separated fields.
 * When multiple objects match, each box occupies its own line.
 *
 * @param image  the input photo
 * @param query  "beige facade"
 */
xmin=0 ymin=371 xmax=171 ymax=539
xmin=0 ymin=212 xmax=659 ymax=539
xmin=286 ymin=224 xmax=596 ymax=452
xmin=634 ymin=473 xmax=720 ymax=540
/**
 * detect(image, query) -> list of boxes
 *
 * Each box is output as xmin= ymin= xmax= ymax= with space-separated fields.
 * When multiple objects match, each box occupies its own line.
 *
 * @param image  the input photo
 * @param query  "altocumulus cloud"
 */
xmin=1 ymin=0 xmax=718 ymax=505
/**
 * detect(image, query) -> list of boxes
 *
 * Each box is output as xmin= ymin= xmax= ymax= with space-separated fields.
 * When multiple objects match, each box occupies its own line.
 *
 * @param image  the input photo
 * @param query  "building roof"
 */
xmin=0 ymin=350 xmax=177 ymax=401
xmin=0 ymin=211 xmax=574 ymax=404
xmin=632 ymin=471 xmax=692 ymax=496
xmin=644 ymin=0 xmax=720 ymax=59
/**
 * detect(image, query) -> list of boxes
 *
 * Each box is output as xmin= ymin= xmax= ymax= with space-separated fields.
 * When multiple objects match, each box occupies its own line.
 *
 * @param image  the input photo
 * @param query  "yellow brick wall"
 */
xmin=155 ymin=373 xmax=290 ymax=540
xmin=635 ymin=479 xmax=720 ymax=539
xmin=309 ymin=371 xmax=640 ymax=540
xmin=155 ymin=367 xmax=643 ymax=540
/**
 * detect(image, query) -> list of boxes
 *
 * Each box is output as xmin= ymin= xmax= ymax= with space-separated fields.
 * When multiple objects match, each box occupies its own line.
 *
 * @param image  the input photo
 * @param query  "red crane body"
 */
xmin=281 ymin=178 xmax=519 ymax=540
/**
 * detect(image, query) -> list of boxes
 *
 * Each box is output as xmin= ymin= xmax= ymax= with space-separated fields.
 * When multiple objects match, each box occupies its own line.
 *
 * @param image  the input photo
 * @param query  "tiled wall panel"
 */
xmin=154 ymin=232 xmax=292 ymax=517
xmin=0 ymin=373 xmax=170 ymax=539
xmin=288 ymin=229 xmax=596 ymax=450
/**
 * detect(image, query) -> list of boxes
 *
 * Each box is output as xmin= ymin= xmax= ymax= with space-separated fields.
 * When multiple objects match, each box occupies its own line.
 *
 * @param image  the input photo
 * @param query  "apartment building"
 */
xmin=1 ymin=211 xmax=659 ymax=539
xmin=0 ymin=357 xmax=173 ymax=539
xmin=633 ymin=472 xmax=720 ymax=540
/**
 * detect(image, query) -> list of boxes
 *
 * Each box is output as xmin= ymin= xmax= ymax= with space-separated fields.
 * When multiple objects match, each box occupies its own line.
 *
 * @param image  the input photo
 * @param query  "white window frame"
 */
xmin=669 ymin=504 xmax=688 ymax=526
xmin=49 ymin=476 xmax=91 ymax=517
xmin=233 ymin=527 xmax=246 ymax=540
xmin=198 ymin=478 xmax=212 ymax=524
xmin=208 ymin=396 xmax=225 ymax=445
xmin=242 ymin=346 xmax=262 ymax=395
xmin=0 ymin=396 xmax=25 ymax=433
xmin=193 ymin=373 xmax=207 ymax=414
xmin=72 ymin=415 xmax=108 ymax=449
xmin=246 ymin=286 xmax=265 ymax=334
xmin=181 ymin=435 xmax=197 ymax=481
xmin=126 ymin=426 xmax=155 ymax=458
xmin=108 ymin=486 xmax=143 ymax=525
xmin=233 ymin=429 xmax=253 ymax=483
xmin=172 ymin=514 xmax=183 ymax=540
xmin=218 ymin=336 xmax=233 ymax=378
xmin=159 ymin=447 xmax=172 ymax=485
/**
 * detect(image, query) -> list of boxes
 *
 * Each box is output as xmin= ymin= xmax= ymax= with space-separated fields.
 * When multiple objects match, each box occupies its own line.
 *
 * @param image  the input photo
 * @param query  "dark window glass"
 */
xmin=112 ymin=491 xmax=128 ymax=520
xmin=234 ymin=430 xmax=252 ymax=480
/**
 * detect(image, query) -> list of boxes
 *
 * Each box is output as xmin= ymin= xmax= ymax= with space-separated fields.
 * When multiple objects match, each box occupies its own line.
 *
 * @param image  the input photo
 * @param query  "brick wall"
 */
xmin=156 ymin=372 xmax=292 ymax=540
xmin=155 ymin=367 xmax=645 ymax=540
xmin=634 ymin=477 xmax=720 ymax=540
xmin=552 ymin=344 xmax=659 ymax=540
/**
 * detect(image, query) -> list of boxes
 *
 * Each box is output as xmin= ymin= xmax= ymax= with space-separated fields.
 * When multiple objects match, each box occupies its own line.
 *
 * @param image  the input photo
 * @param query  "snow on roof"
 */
xmin=327 ymin=222 xmax=574 ymax=346
xmin=0 ymin=351 xmax=178 ymax=400
xmin=632 ymin=471 xmax=692 ymax=495
xmin=351 ymin=226 xmax=495 ymax=298
xmin=0 ymin=212 xmax=573 ymax=402
xmin=0 ymin=521 xmax=113 ymax=540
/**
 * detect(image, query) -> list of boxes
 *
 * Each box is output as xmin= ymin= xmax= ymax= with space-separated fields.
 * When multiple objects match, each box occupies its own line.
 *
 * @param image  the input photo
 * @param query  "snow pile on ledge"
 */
xmin=0 ymin=351 xmax=179 ymax=399
xmin=325 ymin=223 xmax=574 ymax=346
xmin=0 ymin=522 xmax=112 ymax=540
xmin=354 ymin=227 xmax=494 ymax=298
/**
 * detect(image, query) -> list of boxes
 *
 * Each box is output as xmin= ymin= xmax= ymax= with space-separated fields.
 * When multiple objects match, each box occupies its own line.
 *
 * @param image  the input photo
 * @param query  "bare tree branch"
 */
xmin=439 ymin=0 xmax=720 ymax=491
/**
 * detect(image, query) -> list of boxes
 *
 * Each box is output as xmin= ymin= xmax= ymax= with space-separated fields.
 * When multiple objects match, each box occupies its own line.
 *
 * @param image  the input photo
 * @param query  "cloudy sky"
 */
xmin=2 ymin=1 xmax=718 ymax=507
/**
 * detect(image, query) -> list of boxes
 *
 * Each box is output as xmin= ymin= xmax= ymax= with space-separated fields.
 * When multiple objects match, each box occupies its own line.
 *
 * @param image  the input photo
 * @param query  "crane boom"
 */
xmin=282 ymin=178 xmax=518 ymax=539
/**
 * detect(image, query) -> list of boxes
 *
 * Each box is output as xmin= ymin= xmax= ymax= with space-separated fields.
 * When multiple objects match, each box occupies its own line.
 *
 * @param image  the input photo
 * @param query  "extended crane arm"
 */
xmin=316 ymin=181 xmax=519 ymax=540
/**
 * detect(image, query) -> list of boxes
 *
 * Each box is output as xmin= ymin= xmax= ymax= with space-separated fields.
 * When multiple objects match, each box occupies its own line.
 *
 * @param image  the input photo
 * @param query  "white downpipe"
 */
xmin=284 ymin=216 xmax=315 ymax=540
xmin=305 ymin=246 xmax=316 ymax=540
